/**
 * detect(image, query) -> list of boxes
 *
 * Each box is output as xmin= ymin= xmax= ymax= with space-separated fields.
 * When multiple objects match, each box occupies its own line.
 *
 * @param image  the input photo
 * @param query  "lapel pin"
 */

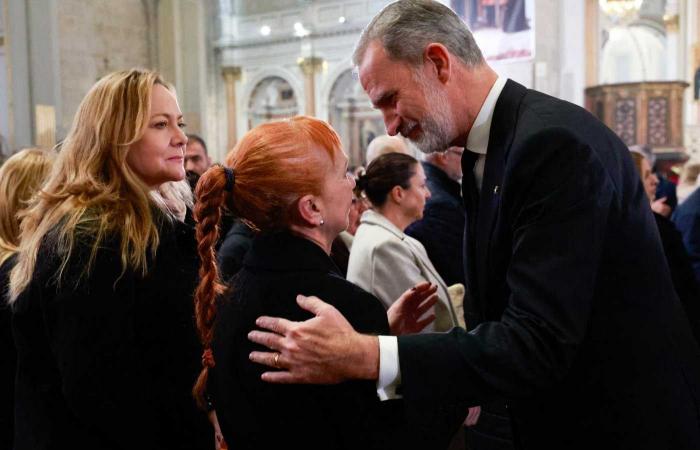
xmin=493 ymin=185 xmax=500 ymax=194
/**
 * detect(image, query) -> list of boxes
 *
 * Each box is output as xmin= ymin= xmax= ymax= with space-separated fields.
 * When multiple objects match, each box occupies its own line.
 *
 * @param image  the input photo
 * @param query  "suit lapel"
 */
xmin=473 ymin=79 xmax=527 ymax=312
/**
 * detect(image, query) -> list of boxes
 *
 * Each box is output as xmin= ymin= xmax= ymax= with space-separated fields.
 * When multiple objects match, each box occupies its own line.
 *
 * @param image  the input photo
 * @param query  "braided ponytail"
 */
xmin=192 ymin=165 xmax=229 ymax=410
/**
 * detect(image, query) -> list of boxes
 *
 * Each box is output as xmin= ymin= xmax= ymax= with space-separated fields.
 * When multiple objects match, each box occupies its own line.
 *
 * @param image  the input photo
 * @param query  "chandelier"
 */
xmin=599 ymin=0 xmax=643 ymax=20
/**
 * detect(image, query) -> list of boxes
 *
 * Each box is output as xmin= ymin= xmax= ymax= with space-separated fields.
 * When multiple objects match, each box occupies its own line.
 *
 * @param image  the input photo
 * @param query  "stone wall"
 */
xmin=56 ymin=0 xmax=151 ymax=134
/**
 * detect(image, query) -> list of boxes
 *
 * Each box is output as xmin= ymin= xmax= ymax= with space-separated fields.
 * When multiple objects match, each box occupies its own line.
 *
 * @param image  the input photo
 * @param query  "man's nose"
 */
xmin=383 ymin=111 xmax=400 ymax=136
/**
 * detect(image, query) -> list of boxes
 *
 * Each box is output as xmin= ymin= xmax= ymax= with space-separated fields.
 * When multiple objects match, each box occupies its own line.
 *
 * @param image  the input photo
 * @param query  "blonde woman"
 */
xmin=9 ymin=69 xmax=211 ymax=450
xmin=0 ymin=147 xmax=54 ymax=450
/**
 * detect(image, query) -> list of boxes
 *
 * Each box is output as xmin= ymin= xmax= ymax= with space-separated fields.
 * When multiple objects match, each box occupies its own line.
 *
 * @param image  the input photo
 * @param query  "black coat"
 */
xmin=0 ymin=254 xmax=16 ymax=450
xmin=210 ymin=232 xmax=409 ymax=450
xmin=406 ymin=161 xmax=466 ymax=286
xmin=12 ymin=214 xmax=212 ymax=450
xmin=397 ymin=80 xmax=700 ymax=450
xmin=217 ymin=219 xmax=255 ymax=282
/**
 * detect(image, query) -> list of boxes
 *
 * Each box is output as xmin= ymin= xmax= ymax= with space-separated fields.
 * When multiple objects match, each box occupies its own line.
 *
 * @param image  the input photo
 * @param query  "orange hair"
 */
xmin=192 ymin=116 xmax=342 ymax=408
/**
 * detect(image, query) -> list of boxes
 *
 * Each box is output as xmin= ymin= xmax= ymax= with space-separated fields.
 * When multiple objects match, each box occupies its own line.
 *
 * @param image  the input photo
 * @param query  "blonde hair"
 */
xmin=680 ymin=160 xmax=700 ymax=186
xmin=0 ymin=148 xmax=55 ymax=266
xmin=9 ymin=69 xmax=184 ymax=302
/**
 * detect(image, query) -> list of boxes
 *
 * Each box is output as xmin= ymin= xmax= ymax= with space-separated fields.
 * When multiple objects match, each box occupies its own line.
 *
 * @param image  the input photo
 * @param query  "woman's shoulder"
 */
xmin=320 ymin=272 xmax=390 ymax=334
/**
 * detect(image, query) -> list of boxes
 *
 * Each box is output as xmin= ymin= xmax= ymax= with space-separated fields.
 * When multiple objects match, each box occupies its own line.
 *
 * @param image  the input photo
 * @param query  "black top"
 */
xmin=210 ymin=231 xmax=409 ymax=450
xmin=0 ymin=254 xmax=17 ymax=450
xmin=12 ymin=214 xmax=212 ymax=450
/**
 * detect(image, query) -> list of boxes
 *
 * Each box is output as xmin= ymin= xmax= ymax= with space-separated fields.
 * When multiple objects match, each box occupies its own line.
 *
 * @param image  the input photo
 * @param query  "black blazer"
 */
xmin=12 ymin=214 xmax=212 ymax=450
xmin=406 ymin=162 xmax=466 ymax=286
xmin=397 ymin=80 xmax=700 ymax=450
xmin=210 ymin=232 xmax=409 ymax=450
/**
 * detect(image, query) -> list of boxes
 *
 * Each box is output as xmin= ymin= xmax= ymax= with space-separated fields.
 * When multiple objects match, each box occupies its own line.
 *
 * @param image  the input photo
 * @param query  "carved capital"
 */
xmin=297 ymin=57 xmax=324 ymax=76
xmin=222 ymin=66 xmax=242 ymax=82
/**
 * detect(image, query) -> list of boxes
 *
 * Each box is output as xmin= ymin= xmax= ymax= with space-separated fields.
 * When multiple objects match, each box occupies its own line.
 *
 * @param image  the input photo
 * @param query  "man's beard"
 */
xmin=403 ymin=73 xmax=455 ymax=154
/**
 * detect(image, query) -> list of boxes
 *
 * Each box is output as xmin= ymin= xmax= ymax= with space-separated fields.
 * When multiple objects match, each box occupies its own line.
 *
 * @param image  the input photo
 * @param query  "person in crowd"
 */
xmin=191 ymin=116 xmax=437 ymax=450
xmin=217 ymin=218 xmax=255 ymax=282
xmin=677 ymin=159 xmax=700 ymax=205
xmin=629 ymin=144 xmax=675 ymax=216
xmin=0 ymin=147 xmax=54 ymax=450
xmin=8 ymin=69 xmax=212 ymax=450
xmin=185 ymin=134 xmax=212 ymax=176
xmin=405 ymin=146 xmax=465 ymax=286
xmin=630 ymin=150 xmax=700 ymax=343
xmin=365 ymin=134 xmax=411 ymax=165
xmin=348 ymin=152 xmax=459 ymax=332
xmin=673 ymin=170 xmax=700 ymax=288
xmin=330 ymin=184 xmax=368 ymax=276
xmin=248 ymin=2 xmax=700 ymax=449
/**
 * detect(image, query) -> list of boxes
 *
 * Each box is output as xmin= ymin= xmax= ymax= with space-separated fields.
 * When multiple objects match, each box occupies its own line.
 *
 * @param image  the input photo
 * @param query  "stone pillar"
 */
xmin=585 ymin=0 xmax=599 ymax=87
xmin=222 ymin=66 xmax=241 ymax=151
xmin=298 ymin=56 xmax=324 ymax=117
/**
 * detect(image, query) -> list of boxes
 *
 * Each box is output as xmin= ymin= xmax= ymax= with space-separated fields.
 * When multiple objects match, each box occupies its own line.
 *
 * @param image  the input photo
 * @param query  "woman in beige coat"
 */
xmin=348 ymin=153 xmax=460 ymax=332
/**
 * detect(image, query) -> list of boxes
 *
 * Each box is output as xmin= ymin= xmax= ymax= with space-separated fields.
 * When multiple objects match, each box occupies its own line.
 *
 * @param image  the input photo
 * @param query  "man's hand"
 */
xmin=248 ymin=295 xmax=379 ymax=384
xmin=388 ymin=282 xmax=438 ymax=335
xmin=651 ymin=197 xmax=671 ymax=217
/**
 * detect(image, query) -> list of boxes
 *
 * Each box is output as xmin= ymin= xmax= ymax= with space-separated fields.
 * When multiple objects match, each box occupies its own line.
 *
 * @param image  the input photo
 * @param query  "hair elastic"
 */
xmin=223 ymin=167 xmax=235 ymax=192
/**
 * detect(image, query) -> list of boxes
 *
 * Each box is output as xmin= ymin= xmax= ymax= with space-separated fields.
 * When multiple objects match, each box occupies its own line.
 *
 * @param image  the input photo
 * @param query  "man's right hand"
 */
xmin=248 ymin=295 xmax=380 ymax=384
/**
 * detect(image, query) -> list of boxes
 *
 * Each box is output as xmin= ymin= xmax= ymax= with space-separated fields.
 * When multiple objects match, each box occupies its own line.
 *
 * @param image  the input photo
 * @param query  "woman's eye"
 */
xmin=178 ymin=122 xmax=187 ymax=129
xmin=153 ymin=121 xmax=167 ymax=129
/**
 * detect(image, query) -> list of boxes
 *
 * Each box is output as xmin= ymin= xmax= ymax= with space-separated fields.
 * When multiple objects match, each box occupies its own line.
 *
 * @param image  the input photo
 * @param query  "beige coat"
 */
xmin=347 ymin=209 xmax=459 ymax=332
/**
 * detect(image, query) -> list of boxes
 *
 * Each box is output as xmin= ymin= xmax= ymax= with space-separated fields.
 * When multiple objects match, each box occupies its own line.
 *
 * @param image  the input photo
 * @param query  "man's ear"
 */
xmin=296 ymin=194 xmax=322 ymax=226
xmin=424 ymin=43 xmax=451 ymax=84
xmin=389 ymin=185 xmax=404 ymax=205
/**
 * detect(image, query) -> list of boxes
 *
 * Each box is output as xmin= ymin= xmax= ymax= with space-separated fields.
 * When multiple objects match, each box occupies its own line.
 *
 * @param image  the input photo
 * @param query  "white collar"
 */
xmin=465 ymin=76 xmax=507 ymax=155
xmin=360 ymin=209 xmax=405 ymax=239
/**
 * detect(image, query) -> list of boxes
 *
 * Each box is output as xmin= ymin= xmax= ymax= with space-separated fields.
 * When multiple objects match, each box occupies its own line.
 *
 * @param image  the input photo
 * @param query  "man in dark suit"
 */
xmin=406 ymin=148 xmax=465 ymax=287
xmin=248 ymin=1 xmax=700 ymax=449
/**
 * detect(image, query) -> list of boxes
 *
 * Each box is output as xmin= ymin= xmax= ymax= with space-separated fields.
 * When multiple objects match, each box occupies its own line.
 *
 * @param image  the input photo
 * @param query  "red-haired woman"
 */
xmin=192 ymin=116 xmax=437 ymax=450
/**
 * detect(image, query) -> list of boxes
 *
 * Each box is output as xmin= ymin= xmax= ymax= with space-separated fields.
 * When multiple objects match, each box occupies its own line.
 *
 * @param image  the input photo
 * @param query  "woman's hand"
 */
xmin=387 ymin=282 xmax=438 ymax=335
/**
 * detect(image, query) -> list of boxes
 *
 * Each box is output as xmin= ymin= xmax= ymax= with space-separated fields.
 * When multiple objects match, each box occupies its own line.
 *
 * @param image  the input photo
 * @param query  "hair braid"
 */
xmin=192 ymin=165 xmax=229 ymax=409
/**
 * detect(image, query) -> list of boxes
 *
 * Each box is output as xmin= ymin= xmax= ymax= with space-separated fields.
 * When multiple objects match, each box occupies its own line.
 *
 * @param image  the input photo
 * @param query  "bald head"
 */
xmin=366 ymin=135 xmax=411 ymax=164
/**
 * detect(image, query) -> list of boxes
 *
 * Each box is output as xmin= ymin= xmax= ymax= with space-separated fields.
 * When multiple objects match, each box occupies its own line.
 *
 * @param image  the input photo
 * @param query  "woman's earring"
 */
xmin=319 ymin=218 xmax=325 ymax=226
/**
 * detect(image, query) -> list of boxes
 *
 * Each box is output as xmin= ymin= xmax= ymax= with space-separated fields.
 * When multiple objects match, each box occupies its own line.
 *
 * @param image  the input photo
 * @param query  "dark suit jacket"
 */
xmin=673 ymin=187 xmax=700 ymax=286
xmin=397 ymin=80 xmax=700 ymax=450
xmin=654 ymin=212 xmax=700 ymax=344
xmin=406 ymin=162 xmax=466 ymax=286
xmin=211 ymin=232 xmax=409 ymax=450
xmin=12 ymin=213 xmax=212 ymax=450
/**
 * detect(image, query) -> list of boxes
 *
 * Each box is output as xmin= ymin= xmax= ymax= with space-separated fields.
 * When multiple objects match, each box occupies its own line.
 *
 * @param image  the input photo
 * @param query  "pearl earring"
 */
xmin=319 ymin=218 xmax=324 ymax=226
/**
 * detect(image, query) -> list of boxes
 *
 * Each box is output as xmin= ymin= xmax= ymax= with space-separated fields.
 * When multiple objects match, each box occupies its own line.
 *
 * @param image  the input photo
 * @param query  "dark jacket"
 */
xmin=217 ymin=219 xmax=255 ymax=282
xmin=210 ymin=232 xmax=409 ymax=450
xmin=0 ymin=254 xmax=17 ymax=450
xmin=654 ymin=212 xmax=700 ymax=344
xmin=12 ymin=213 xmax=212 ymax=450
xmin=397 ymin=80 xmax=700 ymax=450
xmin=673 ymin=187 xmax=700 ymax=286
xmin=406 ymin=162 xmax=466 ymax=286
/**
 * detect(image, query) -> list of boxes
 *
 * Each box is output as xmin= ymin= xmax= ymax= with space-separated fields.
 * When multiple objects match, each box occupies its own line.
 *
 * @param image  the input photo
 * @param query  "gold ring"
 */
xmin=274 ymin=353 xmax=280 ymax=368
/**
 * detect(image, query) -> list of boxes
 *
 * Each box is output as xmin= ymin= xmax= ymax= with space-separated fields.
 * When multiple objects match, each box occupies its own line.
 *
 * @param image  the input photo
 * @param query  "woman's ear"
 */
xmin=296 ymin=194 xmax=323 ymax=227
xmin=389 ymin=185 xmax=404 ymax=205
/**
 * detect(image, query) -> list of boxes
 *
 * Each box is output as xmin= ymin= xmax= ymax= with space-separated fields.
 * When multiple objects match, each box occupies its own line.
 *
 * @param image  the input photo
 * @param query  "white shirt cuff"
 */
xmin=376 ymin=335 xmax=402 ymax=400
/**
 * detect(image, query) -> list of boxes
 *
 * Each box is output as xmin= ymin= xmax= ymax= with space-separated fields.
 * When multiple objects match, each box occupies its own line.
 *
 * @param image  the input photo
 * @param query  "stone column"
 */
xmin=222 ymin=66 xmax=241 ymax=151
xmin=585 ymin=0 xmax=599 ymax=87
xmin=298 ymin=56 xmax=324 ymax=117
